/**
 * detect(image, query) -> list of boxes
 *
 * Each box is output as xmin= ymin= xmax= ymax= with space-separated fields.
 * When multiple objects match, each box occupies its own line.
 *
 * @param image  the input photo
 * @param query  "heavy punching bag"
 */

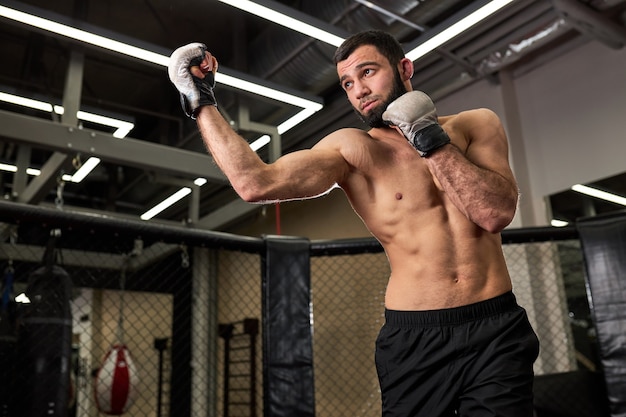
xmin=16 ymin=230 xmax=73 ymax=417
xmin=0 ymin=264 xmax=17 ymax=417
xmin=94 ymin=259 xmax=138 ymax=415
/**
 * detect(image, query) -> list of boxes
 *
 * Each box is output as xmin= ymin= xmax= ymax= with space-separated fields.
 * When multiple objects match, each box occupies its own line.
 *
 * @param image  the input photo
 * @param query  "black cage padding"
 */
xmin=578 ymin=212 xmax=626 ymax=417
xmin=262 ymin=235 xmax=315 ymax=417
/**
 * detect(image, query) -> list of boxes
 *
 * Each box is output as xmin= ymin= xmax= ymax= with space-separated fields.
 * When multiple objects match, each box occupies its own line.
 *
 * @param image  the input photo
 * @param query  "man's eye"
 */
xmin=344 ymin=81 xmax=352 ymax=89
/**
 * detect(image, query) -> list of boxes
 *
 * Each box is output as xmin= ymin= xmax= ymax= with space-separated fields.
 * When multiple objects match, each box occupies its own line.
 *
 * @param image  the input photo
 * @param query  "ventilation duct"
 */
xmin=477 ymin=18 xmax=571 ymax=75
xmin=552 ymin=0 xmax=626 ymax=49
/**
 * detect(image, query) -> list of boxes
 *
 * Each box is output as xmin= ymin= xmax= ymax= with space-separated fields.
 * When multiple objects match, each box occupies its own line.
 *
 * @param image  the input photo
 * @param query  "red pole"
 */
xmin=275 ymin=203 xmax=281 ymax=235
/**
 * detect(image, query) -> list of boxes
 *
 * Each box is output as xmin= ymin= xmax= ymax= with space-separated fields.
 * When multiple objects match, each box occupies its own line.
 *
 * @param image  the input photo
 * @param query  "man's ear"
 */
xmin=398 ymin=58 xmax=414 ymax=81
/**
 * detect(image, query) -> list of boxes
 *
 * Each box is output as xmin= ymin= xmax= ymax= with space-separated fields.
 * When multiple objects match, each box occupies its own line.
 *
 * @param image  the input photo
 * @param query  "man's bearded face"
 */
xmin=355 ymin=68 xmax=407 ymax=128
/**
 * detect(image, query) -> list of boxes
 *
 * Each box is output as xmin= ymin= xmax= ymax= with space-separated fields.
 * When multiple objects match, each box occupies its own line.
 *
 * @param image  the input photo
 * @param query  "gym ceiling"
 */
xmin=0 ymin=0 xmax=625 ymax=230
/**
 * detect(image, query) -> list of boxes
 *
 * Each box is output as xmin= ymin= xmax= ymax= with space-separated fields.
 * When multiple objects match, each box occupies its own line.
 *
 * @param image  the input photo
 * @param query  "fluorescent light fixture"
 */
xmin=53 ymin=105 xmax=134 ymax=138
xmin=277 ymin=107 xmax=318 ymax=135
xmin=0 ymin=91 xmax=53 ymax=112
xmin=77 ymin=110 xmax=133 ymax=138
xmin=249 ymin=106 xmax=318 ymax=151
xmin=69 ymin=157 xmax=101 ymax=183
xmin=0 ymin=5 xmax=169 ymax=66
xmin=141 ymin=187 xmax=192 ymax=220
xmin=0 ymin=90 xmax=132 ymax=183
xmin=250 ymin=135 xmax=271 ymax=152
xmin=194 ymin=177 xmax=208 ymax=186
xmin=141 ymin=178 xmax=209 ymax=220
xmin=571 ymin=184 xmax=626 ymax=206
xmin=1 ymin=159 xmax=97 ymax=184
xmin=140 ymin=178 xmax=207 ymax=220
xmin=216 ymin=73 xmax=323 ymax=111
xmin=406 ymin=0 xmax=515 ymax=61
xmin=0 ymin=91 xmax=135 ymax=138
xmin=0 ymin=163 xmax=40 ymax=176
xmin=0 ymin=163 xmax=18 ymax=173
xmin=217 ymin=0 xmax=345 ymax=47
xmin=551 ymin=219 xmax=569 ymax=227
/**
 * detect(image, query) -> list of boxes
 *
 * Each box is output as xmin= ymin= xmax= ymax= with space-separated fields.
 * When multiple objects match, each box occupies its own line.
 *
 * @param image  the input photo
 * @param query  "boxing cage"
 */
xmin=0 ymin=199 xmax=622 ymax=417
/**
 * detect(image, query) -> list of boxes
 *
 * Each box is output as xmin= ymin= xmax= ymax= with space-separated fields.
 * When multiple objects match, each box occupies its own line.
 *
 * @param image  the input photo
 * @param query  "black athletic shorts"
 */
xmin=375 ymin=291 xmax=540 ymax=417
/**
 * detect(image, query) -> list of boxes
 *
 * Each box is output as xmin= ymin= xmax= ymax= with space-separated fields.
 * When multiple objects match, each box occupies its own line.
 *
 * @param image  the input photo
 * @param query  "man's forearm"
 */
xmin=425 ymin=144 xmax=518 ymax=233
xmin=196 ymin=106 xmax=269 ymax=201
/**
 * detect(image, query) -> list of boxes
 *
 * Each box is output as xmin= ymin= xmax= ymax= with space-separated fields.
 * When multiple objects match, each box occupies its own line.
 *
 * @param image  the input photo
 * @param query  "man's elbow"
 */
xmin=481 ymin=216 xmax=513 ymax=234
xmin=228 ymin=179 xmax=259 ymax=203
xmin=479 ymin=203 xmax=517 ymax=234
xmin=231 ymin=179 xmax=277 ymax=204
xmin=235 ymin=186 xmax=265 ymax=203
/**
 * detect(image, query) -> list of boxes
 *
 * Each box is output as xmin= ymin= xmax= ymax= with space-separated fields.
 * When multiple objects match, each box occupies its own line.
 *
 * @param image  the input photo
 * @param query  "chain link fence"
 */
xmin=0 ymin=202 xmax=608 ymax=417
xmin=310 ymin=238 xmax=606 ymax=417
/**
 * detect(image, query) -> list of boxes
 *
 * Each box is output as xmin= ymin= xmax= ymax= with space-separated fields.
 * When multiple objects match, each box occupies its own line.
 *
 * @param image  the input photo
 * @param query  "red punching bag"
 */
xmin=94 ymin=344 xmax=137 ymax=415
xmin=94 ymin=260 xmax=138 ymax=415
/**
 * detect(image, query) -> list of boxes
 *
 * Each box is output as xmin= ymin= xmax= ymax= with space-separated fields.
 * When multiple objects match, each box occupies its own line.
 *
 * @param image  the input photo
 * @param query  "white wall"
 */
xmin=437 ymin=40 xmax=626 ymax=227
xmin=516 ymin=41 xmax=626 ymax=226
xmin=436 ymin=77 xmax=505 ymax=116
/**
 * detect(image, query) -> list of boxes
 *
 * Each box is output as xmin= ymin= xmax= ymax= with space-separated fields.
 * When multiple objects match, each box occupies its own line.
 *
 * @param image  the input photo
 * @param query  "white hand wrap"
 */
xmin=168 ymin=43 xmax=216 ymax=118
xmin=382 ymin=91 xmax=450 ymax=157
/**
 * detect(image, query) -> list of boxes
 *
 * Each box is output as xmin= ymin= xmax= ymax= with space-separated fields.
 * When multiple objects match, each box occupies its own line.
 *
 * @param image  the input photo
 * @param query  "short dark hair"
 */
xmin=333 ymin=30 xmax=405 ymax=66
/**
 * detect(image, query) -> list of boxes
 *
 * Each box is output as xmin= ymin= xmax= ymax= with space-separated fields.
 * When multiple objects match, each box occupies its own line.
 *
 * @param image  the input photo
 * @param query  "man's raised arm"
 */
xmin=168 ymin=43 xmax=350 ymax=204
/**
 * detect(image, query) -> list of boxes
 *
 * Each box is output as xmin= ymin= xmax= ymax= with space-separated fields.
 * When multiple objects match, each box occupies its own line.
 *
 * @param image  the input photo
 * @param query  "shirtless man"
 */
xmin=169 ymin=30 xmax=539 ymax=417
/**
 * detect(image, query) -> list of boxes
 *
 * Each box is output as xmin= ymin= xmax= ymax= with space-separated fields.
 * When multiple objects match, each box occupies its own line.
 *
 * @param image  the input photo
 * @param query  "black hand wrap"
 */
xmin=410 ymin=124 xmax=451 ymax=157
xmin=182 ymin=54 xmax=216 ymax=118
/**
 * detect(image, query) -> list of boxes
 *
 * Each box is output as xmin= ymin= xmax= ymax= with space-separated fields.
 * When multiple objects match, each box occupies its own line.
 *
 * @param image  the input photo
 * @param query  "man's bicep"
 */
xmin=466 ymin=110 xmax=516 ymax=185
xmin=270 ymin=146 xmax=350 ymax=199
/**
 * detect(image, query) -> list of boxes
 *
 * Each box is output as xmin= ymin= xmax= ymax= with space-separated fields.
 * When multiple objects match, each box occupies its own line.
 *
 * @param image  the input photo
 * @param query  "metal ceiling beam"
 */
xmin=62 ymin=49 xmax=83 ymax=127
xmin=12 ymin=144 xmax=30 ymax=197
xmin=236 ymin=105 xmax=282 ymax=162
xmin=17 ymin=49 xmax=85 ymax=205
xmin=0 ymin=109 xmax=227 ymax=183
xmin=552 ymin=0 xmax=626 ymax=49
xmin=16 ymin=152 xmax=74 ymax=204
xmin=197 ymin=198 xmax=259 ymax=230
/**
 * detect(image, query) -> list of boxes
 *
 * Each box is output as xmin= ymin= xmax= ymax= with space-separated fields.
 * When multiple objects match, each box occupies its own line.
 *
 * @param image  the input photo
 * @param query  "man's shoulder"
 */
xmin=440 ymin=108 xmax=499 ymax=126
xmin=316 ymin=127 xmax=371 ymax=146
xmin=334 ymin=127 xmax=372 ymax=138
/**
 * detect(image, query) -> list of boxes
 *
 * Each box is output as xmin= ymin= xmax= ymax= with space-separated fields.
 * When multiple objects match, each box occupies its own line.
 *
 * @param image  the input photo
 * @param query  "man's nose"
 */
xmin=353 ymin=80 xmax=370 ymax=99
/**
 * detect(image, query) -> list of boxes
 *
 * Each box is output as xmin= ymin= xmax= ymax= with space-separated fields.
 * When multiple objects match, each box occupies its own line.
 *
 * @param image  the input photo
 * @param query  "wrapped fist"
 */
xmin=168 ymin=43 xmax=218 ymax=118
xmin=382 ymin=91 xmax=451 ymax=157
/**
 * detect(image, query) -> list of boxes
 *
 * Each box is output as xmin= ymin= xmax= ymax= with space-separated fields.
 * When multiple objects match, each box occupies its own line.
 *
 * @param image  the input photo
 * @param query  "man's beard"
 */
xmin=354 ymin=70 xmax=408 ymax=128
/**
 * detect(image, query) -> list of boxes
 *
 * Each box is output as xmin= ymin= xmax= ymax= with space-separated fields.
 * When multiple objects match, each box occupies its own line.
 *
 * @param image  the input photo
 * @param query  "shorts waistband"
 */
xmin=384 ymin=291 xmax=518 ymax=327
